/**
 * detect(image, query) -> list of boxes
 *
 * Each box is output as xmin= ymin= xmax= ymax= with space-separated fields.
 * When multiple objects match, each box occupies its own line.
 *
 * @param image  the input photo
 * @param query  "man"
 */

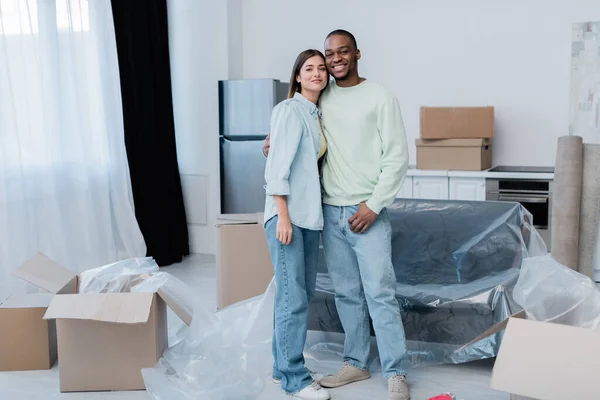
xmin=264 ymin=30 xmax=410 ymax=400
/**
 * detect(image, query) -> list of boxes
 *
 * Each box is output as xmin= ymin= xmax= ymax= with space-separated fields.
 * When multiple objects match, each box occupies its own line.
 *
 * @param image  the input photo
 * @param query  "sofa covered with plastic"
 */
xmin=307 ymin=198 xmax=547 ymax=365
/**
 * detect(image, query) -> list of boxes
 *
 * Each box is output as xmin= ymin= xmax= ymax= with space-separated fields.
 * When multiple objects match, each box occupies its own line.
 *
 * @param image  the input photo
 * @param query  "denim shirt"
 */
xmin=263 ymin=92 xmax=324 ymax=231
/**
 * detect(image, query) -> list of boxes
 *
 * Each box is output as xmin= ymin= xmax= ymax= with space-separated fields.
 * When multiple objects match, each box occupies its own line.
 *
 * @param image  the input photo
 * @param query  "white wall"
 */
xmin=167 ymin=0 xmax=235 ymax=254
xmin=241 ymin=0 xmax=600 ymax=167
xmin=165 ymin=0 xmax=600 ymax=255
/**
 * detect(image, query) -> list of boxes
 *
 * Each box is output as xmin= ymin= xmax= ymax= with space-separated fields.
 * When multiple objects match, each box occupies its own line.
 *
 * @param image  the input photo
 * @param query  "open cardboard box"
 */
xmin=7 ymin=252 xmax=192 ymax=393
xmin=461 ymin=310 xmax=600 ymax=400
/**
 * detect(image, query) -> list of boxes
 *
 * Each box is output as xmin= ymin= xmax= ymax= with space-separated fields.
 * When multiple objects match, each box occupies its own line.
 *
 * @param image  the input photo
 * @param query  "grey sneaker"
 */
xmin=388 ymin=375 xmax=410 ymax=400
xmin=319 ymin=363 xmax=370 ymax=388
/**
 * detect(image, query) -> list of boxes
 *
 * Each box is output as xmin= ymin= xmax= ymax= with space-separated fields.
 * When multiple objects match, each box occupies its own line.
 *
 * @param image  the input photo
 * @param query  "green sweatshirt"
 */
xmin=319 ymin=79 xmax=409 ymax=214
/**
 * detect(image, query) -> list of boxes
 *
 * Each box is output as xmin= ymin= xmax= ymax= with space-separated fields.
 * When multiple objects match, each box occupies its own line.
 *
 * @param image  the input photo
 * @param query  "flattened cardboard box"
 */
xmin=461 ymin=311 xmax=600 ymax=400
xmin=492 ymin=317 xmax=600 ymax=400
xmin=420 ymin=106 xmax=494 ymax=139
xmin=0 ymin=253 xmax=77 ymax=372
xmin=216 ymin=213 xmax=273 ymax=309
xmin=13 ymin=253 xmax=192 ymax=393
xmin=416 ymin=138 xmax=492 ymax=171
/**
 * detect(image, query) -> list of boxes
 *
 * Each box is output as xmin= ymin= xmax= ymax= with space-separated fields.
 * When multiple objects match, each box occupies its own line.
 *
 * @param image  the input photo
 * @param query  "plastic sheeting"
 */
xmin=142 ymin=281 xmax=276 ymax=400
xmin=77 ymin=257 xmax=195 ymax=346
xmin=514 ymin=254 xmax=600 ymax=329
xmin=141 ymin=199 xmax=549 ymax=399
xmin=78 ymin=257 xmax=160 ymax=293
xmin=308 ymin=199 xmax=548 ymax=366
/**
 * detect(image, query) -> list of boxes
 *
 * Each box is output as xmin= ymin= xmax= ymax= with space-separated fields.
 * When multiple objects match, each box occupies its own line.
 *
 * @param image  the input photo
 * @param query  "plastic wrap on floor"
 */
xmin=142 ymin=281 xmax=276 ymax=400
xmin=308 ymin=199 xmax=548 ymax=366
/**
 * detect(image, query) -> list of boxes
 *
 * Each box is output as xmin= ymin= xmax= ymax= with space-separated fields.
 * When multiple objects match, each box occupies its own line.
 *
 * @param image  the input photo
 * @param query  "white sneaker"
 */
xmin=288 ymin=381 xmax=331 ymax=400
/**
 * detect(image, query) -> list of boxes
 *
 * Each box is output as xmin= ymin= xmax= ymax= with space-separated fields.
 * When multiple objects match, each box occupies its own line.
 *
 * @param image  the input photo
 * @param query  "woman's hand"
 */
xmin=276 ymin=215 xmax=293 ymax=245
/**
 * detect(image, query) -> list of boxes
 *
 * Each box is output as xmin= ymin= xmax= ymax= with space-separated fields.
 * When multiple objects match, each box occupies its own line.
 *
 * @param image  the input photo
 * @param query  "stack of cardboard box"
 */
xmin=416 ymin=106 xmax=494 ymax=171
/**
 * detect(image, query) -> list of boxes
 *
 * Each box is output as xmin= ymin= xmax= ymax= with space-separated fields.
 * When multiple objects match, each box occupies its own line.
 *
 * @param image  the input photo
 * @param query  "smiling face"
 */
xmin=297 ymin=55 xmax=328 ymax=94
xmin=324 ymin=34 xmax=360 ymax=82
xmin=287 ymin=50 xmax=330 ymax=99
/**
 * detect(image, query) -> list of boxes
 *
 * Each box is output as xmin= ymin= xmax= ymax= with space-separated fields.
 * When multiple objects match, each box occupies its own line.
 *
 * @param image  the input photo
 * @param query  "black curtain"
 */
xmin=110 ymin=0 xmax=189 ymax=266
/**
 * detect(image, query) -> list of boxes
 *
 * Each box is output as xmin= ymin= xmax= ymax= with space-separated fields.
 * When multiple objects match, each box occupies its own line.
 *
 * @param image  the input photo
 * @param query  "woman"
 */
xmin=263 ymin=49 xmax=330 ymax=400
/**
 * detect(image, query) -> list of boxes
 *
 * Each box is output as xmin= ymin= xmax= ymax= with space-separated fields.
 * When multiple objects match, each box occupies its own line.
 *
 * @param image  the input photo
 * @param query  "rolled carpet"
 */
xmin=594 ymin=209 xmax=600 ymax=281
xmin=578 ymin=144 xmax=600 ymax=279
xmin=551 ymin=136 xmax=583 ymax=270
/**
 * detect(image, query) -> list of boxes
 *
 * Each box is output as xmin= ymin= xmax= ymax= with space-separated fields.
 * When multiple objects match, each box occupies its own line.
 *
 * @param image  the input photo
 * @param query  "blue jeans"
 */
xmin=265 ymin=216 xmax=320 ymax=394
xmin=322 ymin=204 xmax=408 ymax=378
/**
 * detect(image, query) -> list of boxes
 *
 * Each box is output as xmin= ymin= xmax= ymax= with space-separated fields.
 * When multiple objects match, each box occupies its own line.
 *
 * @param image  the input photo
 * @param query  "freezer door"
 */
xmin=220 ymin=137 xmax=267 ymax=214
xmin=219 ymin=79 xmax=288 ymax=138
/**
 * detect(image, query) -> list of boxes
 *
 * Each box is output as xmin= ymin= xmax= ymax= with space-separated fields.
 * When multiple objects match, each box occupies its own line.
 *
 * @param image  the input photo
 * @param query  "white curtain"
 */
xmin=0 ymin=0 xmax=146 ymax=294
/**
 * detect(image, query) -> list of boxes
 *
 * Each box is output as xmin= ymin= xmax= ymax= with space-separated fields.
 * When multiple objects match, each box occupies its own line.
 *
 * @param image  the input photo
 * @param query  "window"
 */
xmin=1 ymin=0 xmax=113 ymax=173
xmin=0 ymin=0 xmax=89 ymax=36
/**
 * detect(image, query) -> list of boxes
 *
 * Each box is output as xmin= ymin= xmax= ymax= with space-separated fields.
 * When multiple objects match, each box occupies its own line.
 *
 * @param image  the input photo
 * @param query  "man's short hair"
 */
xmin=326 ymin=29 xmax=357 ymax=50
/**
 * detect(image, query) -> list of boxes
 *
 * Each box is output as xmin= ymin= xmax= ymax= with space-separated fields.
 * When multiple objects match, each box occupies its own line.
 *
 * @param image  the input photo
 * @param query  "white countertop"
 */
xmin=406 ymin=168 xmax=448 ymax=176
xmin=406 ymin=166 xmax=554 ymax=180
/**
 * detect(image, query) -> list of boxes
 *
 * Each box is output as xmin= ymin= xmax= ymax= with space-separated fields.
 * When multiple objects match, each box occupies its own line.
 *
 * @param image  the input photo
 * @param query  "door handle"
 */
xmin=499 ymin=196 xmax=548 ymax=203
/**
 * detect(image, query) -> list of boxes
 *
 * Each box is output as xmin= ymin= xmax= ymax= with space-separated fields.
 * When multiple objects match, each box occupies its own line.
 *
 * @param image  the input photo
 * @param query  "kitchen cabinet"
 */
xmin=449 ymin=177 xmax=486 ymax=201
xmin=412 ymin=176 xmax=449 ymax=200
xmin=396 ymin=177 xmax=413 ymax=199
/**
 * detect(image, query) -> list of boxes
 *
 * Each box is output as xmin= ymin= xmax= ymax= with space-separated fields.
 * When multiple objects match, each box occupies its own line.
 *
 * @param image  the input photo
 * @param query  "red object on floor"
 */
xmin=428 ymin=394 xmax=456 ymax=400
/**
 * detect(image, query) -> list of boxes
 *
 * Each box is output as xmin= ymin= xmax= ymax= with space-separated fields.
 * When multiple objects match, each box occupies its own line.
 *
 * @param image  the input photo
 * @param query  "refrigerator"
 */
xmin=219 ymin=79 xmax=289 ymax=214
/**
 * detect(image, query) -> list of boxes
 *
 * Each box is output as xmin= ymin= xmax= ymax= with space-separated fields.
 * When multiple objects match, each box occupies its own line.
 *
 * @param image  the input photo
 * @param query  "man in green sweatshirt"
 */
xmin=316 ymin=30 xmax=410 ymax=400
xmin=263 ymin=30 xmax=410 ymax=400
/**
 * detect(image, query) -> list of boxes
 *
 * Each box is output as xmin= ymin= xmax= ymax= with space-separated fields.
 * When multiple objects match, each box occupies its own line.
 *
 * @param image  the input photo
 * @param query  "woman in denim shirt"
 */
xmin=263 ymin=49 xmax=330 ymax=400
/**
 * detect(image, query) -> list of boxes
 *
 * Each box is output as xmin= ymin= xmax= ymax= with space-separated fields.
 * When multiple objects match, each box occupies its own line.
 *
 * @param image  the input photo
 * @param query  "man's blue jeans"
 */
xmin=265 ymin=215 xmax=320 ymax=394
xmin=322 ymin=204 xmax=408 ymax=378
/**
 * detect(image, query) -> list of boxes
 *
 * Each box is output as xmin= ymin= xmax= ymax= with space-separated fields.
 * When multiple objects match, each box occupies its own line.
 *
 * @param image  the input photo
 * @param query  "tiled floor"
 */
xmin=0 ymin=254 xmax=509 ymax=400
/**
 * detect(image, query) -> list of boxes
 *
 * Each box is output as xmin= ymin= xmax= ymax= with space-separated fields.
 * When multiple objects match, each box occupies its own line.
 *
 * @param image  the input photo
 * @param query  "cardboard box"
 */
xmin=216 ymin=213 xmax=273 ymax=309
xmin=416 ymin=138 xmax=492 ymax=171
xmin=420 ymin=106 xmax=494 ymax=139
xmin=12 ymin=252 xmax=191 ymax=393
xmin=0 ymin=294 xmax=57 ymax=371
xmin=492 ymin=316 xmax=600 ymax=400
xmin=0 ymin=253 xmax=77 ymax=372
xmin=462 ymin=311 xmax=600 ymax=399
xmin=44 ymin=292 xmax=168 ymax=392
